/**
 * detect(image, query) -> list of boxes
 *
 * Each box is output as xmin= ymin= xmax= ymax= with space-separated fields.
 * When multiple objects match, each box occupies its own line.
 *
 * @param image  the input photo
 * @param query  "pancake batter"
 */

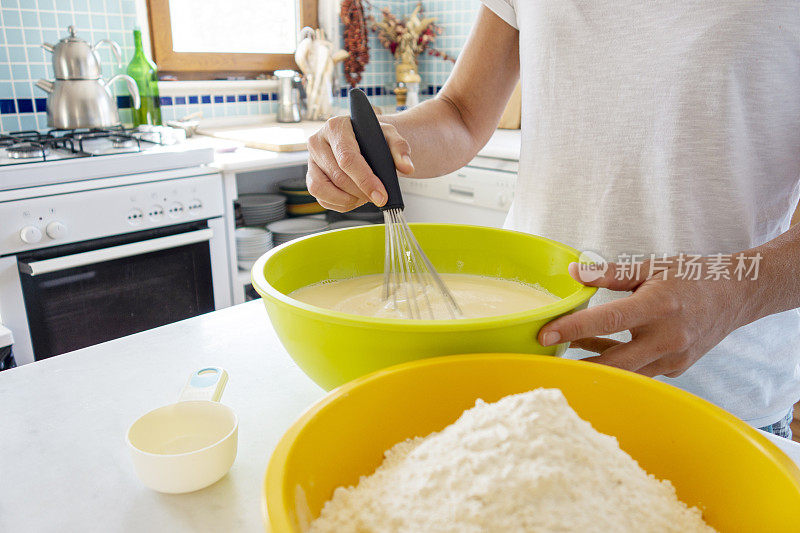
xmin=289 ymin=273 xmax=559 ymax=319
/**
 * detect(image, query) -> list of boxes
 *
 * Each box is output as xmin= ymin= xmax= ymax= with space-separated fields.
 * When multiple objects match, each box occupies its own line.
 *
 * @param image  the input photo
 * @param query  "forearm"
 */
xmin=740 ymin=223 xmax=800 ymax=323
xmin=378 ymin=96 xmax=482 ymax=178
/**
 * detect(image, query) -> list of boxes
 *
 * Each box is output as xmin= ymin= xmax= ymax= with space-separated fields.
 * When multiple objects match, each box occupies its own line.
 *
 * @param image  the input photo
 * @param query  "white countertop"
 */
xmin=183 ymin=135 xmax=310 ymax=174
xmin=0 ymin=301 xmax=324 ymax=533
xmin=2 ymin=300 xmax=798 ymax=532
xmin=186 ymin=118 xmax=521 ymax=174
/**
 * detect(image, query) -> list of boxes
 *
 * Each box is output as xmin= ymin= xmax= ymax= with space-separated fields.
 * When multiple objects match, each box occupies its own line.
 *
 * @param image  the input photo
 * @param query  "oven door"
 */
xmin=15 ymin=219 xmax=224 ymax=361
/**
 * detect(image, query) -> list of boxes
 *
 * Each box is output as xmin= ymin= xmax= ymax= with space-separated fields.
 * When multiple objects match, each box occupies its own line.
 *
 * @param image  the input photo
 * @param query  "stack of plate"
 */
xmin=238 ymin=194 xmax=286 ymax=225
xmin=279 ymin=178 xmax=326 ymax=216
xmin=267 ymin=218 xmax=330 ymax=246
xmin=236 ymin=227 xmax=273 ymax=270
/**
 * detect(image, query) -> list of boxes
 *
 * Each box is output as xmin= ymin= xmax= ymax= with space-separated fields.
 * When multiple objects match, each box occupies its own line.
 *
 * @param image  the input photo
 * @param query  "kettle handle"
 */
xmin=93 ymin=39 xmax=123 ymax=68
xmin=106 ymin=74 xmax=141 ymax=110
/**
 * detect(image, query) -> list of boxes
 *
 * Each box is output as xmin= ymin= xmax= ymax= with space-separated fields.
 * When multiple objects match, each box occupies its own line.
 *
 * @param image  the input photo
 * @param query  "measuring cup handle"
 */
xmin=179 ymin=368 xmax=229 ymax=402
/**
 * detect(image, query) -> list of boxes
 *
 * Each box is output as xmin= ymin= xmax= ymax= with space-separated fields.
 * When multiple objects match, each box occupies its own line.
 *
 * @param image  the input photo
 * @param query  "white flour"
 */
xmin=308 ymin=389 xmax=715 ymax=533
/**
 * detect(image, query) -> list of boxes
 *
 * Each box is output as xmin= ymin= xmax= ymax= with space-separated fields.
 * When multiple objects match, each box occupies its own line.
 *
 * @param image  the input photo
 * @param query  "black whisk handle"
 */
xmin=349 ymin=88 xmax=404 ymax=211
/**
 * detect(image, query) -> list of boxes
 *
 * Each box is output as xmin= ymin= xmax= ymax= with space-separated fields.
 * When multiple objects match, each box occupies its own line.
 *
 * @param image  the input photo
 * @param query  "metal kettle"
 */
xmin=42 ymin=25 xmax=123 ymax=80
xmin=36 ymin=77 xmax=141 ymax=130
xmin=36 ymin=26 xmax=140 ymax=129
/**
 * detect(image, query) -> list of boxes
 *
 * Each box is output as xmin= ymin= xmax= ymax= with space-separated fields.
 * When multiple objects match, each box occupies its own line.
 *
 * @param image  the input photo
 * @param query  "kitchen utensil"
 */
xmin=264 ymin=353 xmax=800 ymax=532
xmin=275 ymin=70 xmax=305 ymax=123
xmin=250 ymin=223 xmax=596 ymax=390
xmin=127 ymin=367 xmax=237 ymax=494
xmin=350 ymin=88 xmax=460 ymax=320
xmin=41 ymin=25 xmax=122 ymax=80
xmin=36 ymin=75 xmax=140 ymax=129
xmin=294 ymin=27 xmax=315 ymax=76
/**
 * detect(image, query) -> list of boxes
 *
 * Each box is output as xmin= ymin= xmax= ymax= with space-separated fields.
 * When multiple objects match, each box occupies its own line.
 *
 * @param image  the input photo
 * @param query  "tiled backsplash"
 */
xmin=416 ymin=0 xmax=479 ymax=90
xmin=0 ymin=0 xmax=479 ymax=133
xmin=0 ymin=0 xmax=138 ymax=132
xmin=340 ymin=0 xmax=478 ymax=108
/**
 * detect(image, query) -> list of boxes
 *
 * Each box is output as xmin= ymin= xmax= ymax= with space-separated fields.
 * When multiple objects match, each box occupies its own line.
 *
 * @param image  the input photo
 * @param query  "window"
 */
xmin=146 ymin=0 xmax=318 ymax=78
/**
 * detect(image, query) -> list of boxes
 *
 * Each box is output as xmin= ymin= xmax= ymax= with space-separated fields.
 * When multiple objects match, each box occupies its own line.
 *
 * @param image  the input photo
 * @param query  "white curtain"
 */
xmin=317 ymin=0 xmax=342 ymax=43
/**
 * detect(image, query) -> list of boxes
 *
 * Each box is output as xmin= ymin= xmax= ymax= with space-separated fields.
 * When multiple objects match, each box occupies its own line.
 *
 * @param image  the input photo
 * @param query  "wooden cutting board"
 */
xmin=197 ymin=122 xmax=325 ymax=152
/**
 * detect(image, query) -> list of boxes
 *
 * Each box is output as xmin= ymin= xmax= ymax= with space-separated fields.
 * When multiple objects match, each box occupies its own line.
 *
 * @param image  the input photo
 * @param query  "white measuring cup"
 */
xmin=127 ymin=367 xmax=238 ymax=494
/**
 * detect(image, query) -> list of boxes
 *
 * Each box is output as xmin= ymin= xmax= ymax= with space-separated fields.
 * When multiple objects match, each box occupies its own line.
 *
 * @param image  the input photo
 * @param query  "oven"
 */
xmin=0 ymin=170 xmax=231 ymax=365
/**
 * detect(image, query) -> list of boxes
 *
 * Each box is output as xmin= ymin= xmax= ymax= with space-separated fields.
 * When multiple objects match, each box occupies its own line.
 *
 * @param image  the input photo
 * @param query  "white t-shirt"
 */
xmin=481 ymin=0 xmax=800 ymax=427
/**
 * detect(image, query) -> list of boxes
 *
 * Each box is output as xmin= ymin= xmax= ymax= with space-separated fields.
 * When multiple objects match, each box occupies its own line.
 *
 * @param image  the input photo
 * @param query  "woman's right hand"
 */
xmin=306 ymin=115 xmax=415 ymax=212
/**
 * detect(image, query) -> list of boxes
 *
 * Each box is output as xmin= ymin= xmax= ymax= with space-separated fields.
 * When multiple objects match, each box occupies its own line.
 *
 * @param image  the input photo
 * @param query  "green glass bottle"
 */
xmin=127 ymin=28 xmax=162 ymax=127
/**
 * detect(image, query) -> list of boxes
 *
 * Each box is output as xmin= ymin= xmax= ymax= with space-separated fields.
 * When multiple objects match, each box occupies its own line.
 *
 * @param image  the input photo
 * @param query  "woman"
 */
xmin=305 ymin=2 xmax=800 ymax=437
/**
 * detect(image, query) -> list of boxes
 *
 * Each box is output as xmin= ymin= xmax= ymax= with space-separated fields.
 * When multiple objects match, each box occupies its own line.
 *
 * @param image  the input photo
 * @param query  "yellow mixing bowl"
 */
xmin=263 ymin=354 xmax=800 ymax=532
xmin=251 ymin=224 xmax=596 ymax=390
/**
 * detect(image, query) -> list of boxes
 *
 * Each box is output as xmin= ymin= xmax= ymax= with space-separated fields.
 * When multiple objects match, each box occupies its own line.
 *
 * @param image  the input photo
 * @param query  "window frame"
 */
xmin=146 ymin=0 xmax=318 ymax=79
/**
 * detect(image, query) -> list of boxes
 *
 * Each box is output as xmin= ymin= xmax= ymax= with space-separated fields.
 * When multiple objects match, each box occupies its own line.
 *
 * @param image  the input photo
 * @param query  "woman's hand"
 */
xmin=306 ymin=116 xmax=415 ymax=212
xmin=538 ymin=256 xmax=756 ymax=377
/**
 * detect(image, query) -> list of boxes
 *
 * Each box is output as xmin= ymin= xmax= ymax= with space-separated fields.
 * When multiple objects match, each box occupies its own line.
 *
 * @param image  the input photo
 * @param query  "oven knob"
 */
xmin=19 ymin=226 xmax=42 ymax=244
xmin=46 ymin=221 xmax=68 ymax=240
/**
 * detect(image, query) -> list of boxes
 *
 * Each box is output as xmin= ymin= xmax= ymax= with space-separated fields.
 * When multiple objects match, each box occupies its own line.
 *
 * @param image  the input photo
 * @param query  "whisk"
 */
xmin=349 ymin=88 xmax=462 ymax=320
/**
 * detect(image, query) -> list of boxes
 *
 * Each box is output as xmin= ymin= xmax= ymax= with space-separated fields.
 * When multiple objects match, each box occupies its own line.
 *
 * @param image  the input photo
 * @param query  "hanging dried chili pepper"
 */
xmin=340 ymin=0 xmax=370 ymax=87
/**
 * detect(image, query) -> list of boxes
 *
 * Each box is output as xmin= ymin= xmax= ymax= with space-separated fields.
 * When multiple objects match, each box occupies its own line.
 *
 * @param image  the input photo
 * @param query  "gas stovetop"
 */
xmin=0 ymin=127 xmax=215 ymax=194
xmin=0 ymin=127 xmax=162 ymax=166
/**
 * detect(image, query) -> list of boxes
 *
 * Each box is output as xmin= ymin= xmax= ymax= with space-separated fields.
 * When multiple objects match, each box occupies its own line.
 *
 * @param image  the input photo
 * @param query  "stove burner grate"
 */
xmin=0 ymin=127 xmax=164 ymax=166
xmin=7 ymin=142 xmax=49 ymax=160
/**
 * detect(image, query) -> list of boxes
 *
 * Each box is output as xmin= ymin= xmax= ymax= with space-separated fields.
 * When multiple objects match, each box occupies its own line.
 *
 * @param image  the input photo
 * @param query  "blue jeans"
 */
xmin=759 ymin=409 xmax=793 ymax=440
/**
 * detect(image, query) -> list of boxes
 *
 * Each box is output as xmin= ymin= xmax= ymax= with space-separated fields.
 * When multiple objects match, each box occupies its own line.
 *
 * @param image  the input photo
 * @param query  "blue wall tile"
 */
xmin=1 ymin=116 xmax=20 ymax=132
xmin=2 ymin=9 xmax=23 ymax=28
xmin=8 ymin=46 xmax=27 ymax=63
xmin=5 ymin=28 xmax=24 ymax=46
xmin=16 ymin=99 xmax=34 ymax=113
xmin=20 ymin=10 xmax=40 ymax=28
xmin=0 ymin=100 xmax=17 ymax=114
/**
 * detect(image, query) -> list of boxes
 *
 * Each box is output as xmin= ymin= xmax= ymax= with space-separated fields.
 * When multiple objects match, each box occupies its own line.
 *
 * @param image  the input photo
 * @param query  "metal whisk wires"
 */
xmin=382 ymin=208 xmax=462 ymax=319
xmin=349 ymin=87 xmax=461 ymax=320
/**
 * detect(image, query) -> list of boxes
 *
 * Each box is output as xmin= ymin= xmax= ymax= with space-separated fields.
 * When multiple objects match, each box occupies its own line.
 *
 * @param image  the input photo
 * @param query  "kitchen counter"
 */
xmin=3 ymin=300 xmax=798 ymax=532
xmin=0 ymin=301 xmax=324 ymax=533
xmin=186 ymin=118 xmax=522 ymax=173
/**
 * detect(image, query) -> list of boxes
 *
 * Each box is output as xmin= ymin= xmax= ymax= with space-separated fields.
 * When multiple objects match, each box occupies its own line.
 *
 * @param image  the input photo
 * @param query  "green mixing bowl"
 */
xmin=251 ymin=224 xmax=596 ymax=390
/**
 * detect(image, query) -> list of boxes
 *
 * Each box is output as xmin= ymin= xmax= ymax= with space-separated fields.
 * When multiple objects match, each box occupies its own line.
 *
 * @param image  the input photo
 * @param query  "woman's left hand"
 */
xmin=537 ymin=256 xmax=755 ymax=377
